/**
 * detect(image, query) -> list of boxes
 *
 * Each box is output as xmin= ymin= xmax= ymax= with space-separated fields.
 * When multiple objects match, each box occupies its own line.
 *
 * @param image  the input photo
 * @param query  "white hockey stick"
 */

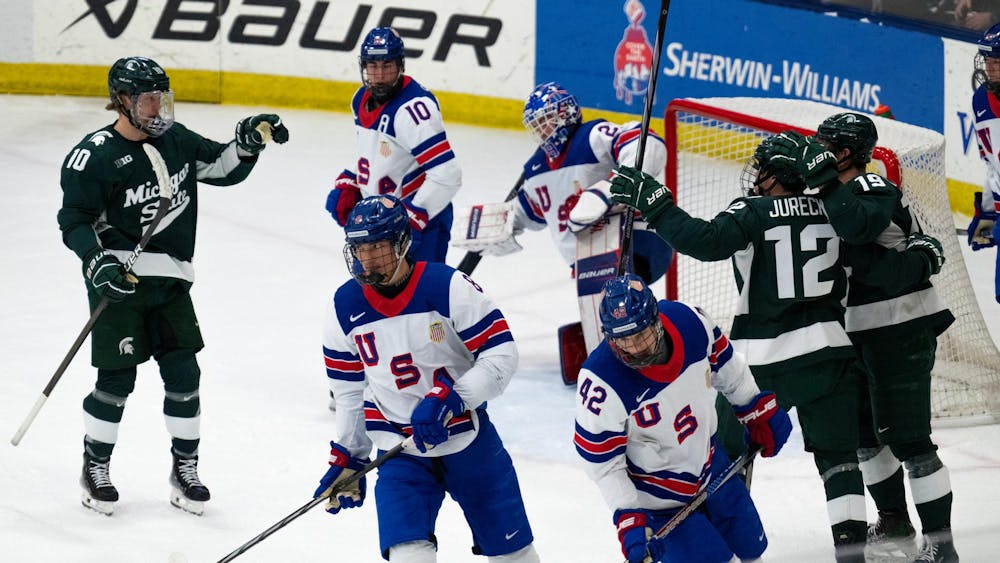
xmin=10 ymin=143 xmax=174 ymax=446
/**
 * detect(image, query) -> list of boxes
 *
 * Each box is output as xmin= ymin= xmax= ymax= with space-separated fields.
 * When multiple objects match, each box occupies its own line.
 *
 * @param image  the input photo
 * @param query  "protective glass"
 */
xmin=131 ymin=90 xmax=175 ymax=137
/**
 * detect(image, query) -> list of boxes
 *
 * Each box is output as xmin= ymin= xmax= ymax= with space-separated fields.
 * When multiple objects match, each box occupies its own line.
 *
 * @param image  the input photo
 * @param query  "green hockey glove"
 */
xmin=906 ymin=233 xmax=945 ymax=276
xmin=609 ymin=165 xmax=674 ymax=223
xmin=83 ymin=250 xmax=136 ymax=302
xmin=770 ymin=131 xmax=840 ymax=196
xmin=235 ymin=114 xmax=289 ymax=154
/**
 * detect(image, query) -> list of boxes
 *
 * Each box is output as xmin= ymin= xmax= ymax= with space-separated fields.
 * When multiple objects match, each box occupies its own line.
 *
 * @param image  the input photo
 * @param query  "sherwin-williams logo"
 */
xmin=613 ymin=0 xmax=653 ymax=105
xmin=64 ymin=0 xmax=138 ymax=38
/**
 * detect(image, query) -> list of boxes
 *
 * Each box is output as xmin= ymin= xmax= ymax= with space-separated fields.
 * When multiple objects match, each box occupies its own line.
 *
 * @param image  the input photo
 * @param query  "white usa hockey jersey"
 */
xmin=346 ymin=77 xmax=461 ymax=229
xmin=514 ymin=119 xmax=667 ymax=264
xmin=972 ymin=83 xmax=1000 ymax=213
xmin=323 ymin=262 xmax=517 ymax=458
xmin=574 ymin=301 xmax=759 ymax=513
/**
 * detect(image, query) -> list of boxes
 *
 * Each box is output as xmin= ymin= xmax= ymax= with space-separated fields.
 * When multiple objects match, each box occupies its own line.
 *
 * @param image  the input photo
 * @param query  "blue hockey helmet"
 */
xmin=359 ymin=27 xmax=405 ymax=101
xmin=599 ymin=275 xmax=665 ymax=368
xmin=343 ymin=195 xmax=412 ymax=286
xmin=107 ymin=56 xmax=174 ymax=137
xmin=975 ymin=23 xmax=1000 ymax=94
xmin=523 ymin=82 xmax=582 ymax=160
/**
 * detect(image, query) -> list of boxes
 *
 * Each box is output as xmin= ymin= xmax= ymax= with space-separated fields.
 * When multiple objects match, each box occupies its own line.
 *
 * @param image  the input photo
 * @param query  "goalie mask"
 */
xmin=343 ymin=195 xmax=412 ymax=287
xmin=740 ymin=134 xmax=806 ymax=197
xmin=107 ymin=56 xmax=174 ymax=137
xmin=523 ymin=82 xmax=582 ymax=160
xmin=974 ymin=22 xmax=1000 ymax=96
xmin=599 ymin=275 xmax=666 ymax=369
xmin=359 ymin=27 xmax=405 ymax=104
xmin=814 ymin=113 xmax=877 ymax=169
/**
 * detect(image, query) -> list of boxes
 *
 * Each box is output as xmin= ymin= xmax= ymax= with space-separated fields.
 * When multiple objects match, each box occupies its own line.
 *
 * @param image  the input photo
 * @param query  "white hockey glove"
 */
xmin=567 ymin=180 xmax=614 ymax=233
xmin=451 ymin=201 xmax=523 ymax=257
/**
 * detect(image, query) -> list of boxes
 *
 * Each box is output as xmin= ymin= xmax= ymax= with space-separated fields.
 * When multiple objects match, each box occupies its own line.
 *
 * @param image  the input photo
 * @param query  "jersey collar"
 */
xmin=638 ymin=313 xmax=685 ymax=384
xmin=361 ymin=260 xmax=426 ymax=318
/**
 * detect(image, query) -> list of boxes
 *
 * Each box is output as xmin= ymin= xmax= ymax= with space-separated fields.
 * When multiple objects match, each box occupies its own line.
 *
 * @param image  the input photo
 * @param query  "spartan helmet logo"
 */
xmin=118 ymin=337 xmax=135 ymax=355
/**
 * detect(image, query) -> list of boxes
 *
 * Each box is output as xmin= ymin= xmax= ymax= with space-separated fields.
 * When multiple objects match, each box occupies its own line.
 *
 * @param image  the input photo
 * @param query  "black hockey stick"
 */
xmin=216 ymin=439 xmax=411 ymax=563
xmin=10 ymin=143 xmax=175 ymax=446
xmin=624 ymin=446 xmax=760 ymax=563
xmin=456 ymin=171 xmax=527 ymax=275
xmin=618 ymin=0 xmax=671 ymax=276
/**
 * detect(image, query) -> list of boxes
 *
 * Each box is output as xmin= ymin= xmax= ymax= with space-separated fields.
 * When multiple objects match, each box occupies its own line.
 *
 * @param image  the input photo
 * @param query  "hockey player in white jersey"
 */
xmin=455 ymin=82 xmax=671 ymax=282
xmin=575 ymin=275 xmax=792 ymax=563
xmin=968 ymin=22 xmax=1000 ymax=303
xmin=325 ymin=27 xmax=461 ymax=263
xmin=315 ymin=195 xmax=539 ymax=563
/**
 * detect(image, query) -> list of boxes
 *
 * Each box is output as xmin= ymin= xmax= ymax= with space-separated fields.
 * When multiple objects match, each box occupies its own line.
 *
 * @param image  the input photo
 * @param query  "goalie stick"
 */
xmin=618 ymin=0 xmax=671 ymax=276
xmin=216 ymin=438 xmax=412 ymax=563
xmin=630 ymin=446 xmax=761 ymax=563
xmin=456 ymin=171 xmax=525 ymax=275
xmin=10 ymin=143 xmax=175 ymax=446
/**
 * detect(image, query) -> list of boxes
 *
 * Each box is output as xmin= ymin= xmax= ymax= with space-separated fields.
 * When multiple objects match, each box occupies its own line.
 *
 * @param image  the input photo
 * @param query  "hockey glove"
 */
xmin=906 ymin=233 xmax=946 ymax=276
xmin=614 ymin=509 xmax=664 ymax=563
xmin=83 ymin=250 xmax=136 ymax=303
xmin=400 ymin=198 xmax=430 ymax=233
xmin=410 ymin=370 xmax=464 ymax=453
xmin=235 ymin=114 xmax=289 ymax=154
xmin=769 ymin=131 xmax=839 ymax=196
xmin=966 ymin=191 xmax=997 ymax=250
xmin=567 ymin=184 xmax=612 ymax=233
xmin=326 ymin=170 xmax=362 ymax=226
xmin=733 ymin=391 xmax=791 ymax=458
xmin=313 ymin=442 xmax=369 ymax=514
xmin=609 ymin=165 xmax=674 ymax=224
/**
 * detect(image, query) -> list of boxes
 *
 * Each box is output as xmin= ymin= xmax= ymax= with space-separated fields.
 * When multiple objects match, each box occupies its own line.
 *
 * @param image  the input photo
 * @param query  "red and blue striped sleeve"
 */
xmin=323 ymin=346 xmax=364 ymax=382
xmin=458 ymin=309 xmax=513 ymax=358
xmin=574 ymin=422 xmax=628 ymax=463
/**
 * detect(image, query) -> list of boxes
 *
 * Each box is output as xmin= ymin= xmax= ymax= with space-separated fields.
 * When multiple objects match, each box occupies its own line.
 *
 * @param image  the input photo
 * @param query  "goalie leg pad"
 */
xmin=558 ymin=323 xmax=587 ymax=386
xmin=451 ymin=201 xmax=522 ymax=257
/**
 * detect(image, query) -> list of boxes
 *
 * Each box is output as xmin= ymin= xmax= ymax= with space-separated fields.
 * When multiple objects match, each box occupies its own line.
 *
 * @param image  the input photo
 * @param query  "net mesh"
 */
xmin=664 ymin=97 xmax=1000 ymax=421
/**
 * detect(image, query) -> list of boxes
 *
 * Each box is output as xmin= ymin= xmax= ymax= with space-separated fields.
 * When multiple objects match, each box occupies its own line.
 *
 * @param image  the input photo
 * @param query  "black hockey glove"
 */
xmin=906 ymin=233 xmax=945 ymax=276
xmin=83 ymin=250 xmax=136 ymax=302
xmin=609 ymin=165 xmax=674 ymax=224
xmin=770 ymin=131 xmax=840 ymax=196
xmin=235 ymin=114 xmax=289 ymax=154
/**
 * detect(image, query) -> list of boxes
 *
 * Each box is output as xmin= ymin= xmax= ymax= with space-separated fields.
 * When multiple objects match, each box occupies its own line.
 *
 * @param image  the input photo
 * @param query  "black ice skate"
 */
xmin=911 ymin=528 xmax=959 ymax=563
xmin=80 ymin=453 xmax=118 ymax=516
xmin=866 ymin=509 xmax=918 ymax=562
xmin=169 ymin=452 xmax=210 ymax=516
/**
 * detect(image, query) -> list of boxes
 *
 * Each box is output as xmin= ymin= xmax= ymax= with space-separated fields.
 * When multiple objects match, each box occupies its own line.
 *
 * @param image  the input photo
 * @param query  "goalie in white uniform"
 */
xmin=575 ymin=275 xmax=792 ymax=563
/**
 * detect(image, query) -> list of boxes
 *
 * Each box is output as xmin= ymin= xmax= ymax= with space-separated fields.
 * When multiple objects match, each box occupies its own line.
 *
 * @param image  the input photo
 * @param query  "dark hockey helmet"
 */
xmin=740 ymin=134 xmax=806 ymax=196
xmin=523 ymin=82 xmax=582 ymax=160
xmin=599 ymin=274 xmax=665 ymax=369
xmin=359 ymin=27 xmax=405 ymax=102
xmin=974 ymin=22 xmax=1000 ymax=95
xmin=343 ymin=195 xmax=412 ymax=286
xmin=107 ymin=56 xmax=174 ymax=137
xmin=814 ymin=113 xmax=877 ymax=167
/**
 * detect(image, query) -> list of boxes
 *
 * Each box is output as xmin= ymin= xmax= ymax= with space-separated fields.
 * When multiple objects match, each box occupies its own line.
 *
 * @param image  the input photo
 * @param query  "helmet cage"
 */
xmin=108 ymin=57 xmax=174 ymax=137
xmin=599 ymin=275 xmax=665 ymax=368
xmin=342 ymin=195 xmax=413 ymax=286
xmin=523 ymin=82 xmax=582 ymax=160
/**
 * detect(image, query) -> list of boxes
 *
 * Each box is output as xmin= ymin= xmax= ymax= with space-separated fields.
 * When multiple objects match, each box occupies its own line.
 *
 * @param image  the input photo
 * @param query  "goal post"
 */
xmin=663 ymin=97 xmax=1000 ymax=422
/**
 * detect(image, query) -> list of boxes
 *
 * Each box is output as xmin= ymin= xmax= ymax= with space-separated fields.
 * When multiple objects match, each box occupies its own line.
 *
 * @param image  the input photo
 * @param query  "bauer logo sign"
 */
xmin=29 ymin=0 xmax=534 ymax=99
xmin=538 ymin=0 xmax=944 ymax=132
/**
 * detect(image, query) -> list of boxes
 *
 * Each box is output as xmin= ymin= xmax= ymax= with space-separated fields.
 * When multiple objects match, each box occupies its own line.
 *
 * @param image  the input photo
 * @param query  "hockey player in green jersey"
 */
xmin=812 ymin=113 xmax=958 ymax=563
xmin=58 ymin=56 xmax=289 ymax=516
xmin=609 ymin=133 xmax=869 ymax=562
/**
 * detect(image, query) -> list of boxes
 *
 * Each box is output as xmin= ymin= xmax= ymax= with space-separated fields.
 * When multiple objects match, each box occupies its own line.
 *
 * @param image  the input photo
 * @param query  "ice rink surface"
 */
xmin=1 ymin=94 xmax=998 ymax=562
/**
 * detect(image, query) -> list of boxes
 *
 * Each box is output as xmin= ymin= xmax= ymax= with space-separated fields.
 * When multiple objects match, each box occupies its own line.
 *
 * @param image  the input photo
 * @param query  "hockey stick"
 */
xmin=618 ymin=0 xmax=671 ymax=276
xmin=216 ymin=438 xmax=412 ymax=563
xmin=456 ymin=171 xmax=526 ymax=275
xmin=10 ymin=143 xmax=174 ymax=446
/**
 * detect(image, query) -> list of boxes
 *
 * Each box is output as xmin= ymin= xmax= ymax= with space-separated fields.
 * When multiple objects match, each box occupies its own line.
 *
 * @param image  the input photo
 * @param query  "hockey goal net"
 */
xmin=663 ymin=97 xmax=1000 ymax=422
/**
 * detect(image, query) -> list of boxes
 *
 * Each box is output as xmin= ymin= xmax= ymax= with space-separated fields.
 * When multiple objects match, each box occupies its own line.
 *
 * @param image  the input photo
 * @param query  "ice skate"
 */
xmin=911 ymin=528 xmax=959 ymax=563
xmin=169 ymin=452 xmax=210 ymax=516
xmin=80 ymin=453 xmax=117 ymax=516
xmin=866 ymin=509 xmax=918 ymax=562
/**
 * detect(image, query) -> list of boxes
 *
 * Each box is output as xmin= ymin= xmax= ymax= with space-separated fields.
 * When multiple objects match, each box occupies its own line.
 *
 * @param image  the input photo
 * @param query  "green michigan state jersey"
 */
xmin=58 ymin=122 xmax=256 ymax=282
xmin=653 ymin=194 xmax=853 ymax=377
xmin=822 ymin=172 xmax=898 ymax=245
